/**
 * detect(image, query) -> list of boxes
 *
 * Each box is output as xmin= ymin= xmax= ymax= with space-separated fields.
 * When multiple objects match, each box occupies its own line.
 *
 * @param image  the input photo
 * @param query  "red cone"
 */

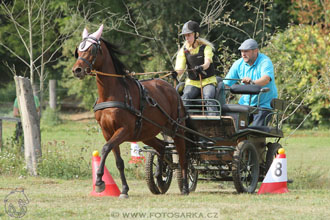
xmin=90 ymin=152 xmax=121 ymax=197
xmin=258 ymin=148 xmax=289 ymax=194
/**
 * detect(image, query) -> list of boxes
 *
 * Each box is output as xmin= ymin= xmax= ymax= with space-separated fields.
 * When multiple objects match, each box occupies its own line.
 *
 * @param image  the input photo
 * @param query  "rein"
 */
xmin=91 ymin=69 xmax=173 ymax=79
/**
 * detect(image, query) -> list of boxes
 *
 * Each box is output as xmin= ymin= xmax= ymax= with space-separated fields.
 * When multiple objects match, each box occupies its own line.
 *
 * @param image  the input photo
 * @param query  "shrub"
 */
xmin=0 ymin=82 xmax=16 ymax=102
xmin=41 ymin=107 xmax=62 ymax=127
xmin=37 ymin=141 xmax=91 ymax=179
xmin=262 ymin=25 xmax=330 ymax=127
xmin=0 ymin=136 xmax=27 ymax=176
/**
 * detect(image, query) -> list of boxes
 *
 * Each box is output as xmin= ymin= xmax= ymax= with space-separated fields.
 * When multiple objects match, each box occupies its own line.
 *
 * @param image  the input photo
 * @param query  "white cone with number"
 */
xmin=258 ymin=148 xmax=289 ymax=194
xmin=128 ymin=142 xmax=145 ymax=164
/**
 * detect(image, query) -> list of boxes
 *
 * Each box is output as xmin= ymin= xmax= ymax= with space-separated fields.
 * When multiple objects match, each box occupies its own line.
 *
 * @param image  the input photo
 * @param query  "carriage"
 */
xmin=72 ymin=24 xmax=286 ymax=197
xmin=143 ymin=79 xmax=286 ymax=194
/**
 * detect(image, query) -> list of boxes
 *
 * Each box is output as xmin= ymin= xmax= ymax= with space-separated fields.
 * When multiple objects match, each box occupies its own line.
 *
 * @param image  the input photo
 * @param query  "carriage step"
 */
xmin=198 ymin=177 xmax=233 ymax=182
xmin=194 ymin=146 xmax=236 ymax=151
xmin=194 ymin=165 xmax=226 ymax=171
xmin=197 ymin=141 xmax=215 ymax=147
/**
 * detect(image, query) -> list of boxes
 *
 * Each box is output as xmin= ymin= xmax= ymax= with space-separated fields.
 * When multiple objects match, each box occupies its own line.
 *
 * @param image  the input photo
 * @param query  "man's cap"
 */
xmin=238 ymin=39 xmax=258 ymax=50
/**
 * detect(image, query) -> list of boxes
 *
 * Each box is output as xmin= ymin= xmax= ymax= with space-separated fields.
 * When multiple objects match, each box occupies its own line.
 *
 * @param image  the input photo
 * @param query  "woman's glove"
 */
xmin=194 ymin=65 xmax=204 ymax=74
xmin=171 ymin=71 xmax=178 ymax=79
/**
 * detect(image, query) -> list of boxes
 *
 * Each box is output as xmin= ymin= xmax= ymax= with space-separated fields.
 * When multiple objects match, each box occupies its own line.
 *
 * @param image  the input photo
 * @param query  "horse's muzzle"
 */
xmin=72 ymin=67 xmax=85 ymax=79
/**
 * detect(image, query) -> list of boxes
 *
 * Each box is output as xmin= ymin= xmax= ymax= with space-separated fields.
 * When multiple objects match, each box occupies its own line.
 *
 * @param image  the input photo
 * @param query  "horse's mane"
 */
xmin=101 ymin=38 xmax=127 ymax=76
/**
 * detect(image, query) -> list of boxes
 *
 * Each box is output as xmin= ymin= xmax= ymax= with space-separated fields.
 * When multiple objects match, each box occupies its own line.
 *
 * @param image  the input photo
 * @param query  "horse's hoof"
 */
xmin=181 ymin=189 xmax=189 ymax=196
xmin=95 ymin=182 xmax=105 ymax=193
xmin=119 ymin=194 xmax=129 ymax=199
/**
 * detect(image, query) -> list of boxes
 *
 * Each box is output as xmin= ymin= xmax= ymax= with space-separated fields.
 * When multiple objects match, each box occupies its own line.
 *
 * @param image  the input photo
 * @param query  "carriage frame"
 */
xmin=143 ymin=80 xmax=286 ymax=194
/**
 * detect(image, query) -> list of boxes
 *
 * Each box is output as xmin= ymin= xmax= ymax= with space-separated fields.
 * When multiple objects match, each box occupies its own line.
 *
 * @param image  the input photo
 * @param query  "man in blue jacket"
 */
xmin=224 ymin=39 xmax=278 ymax=126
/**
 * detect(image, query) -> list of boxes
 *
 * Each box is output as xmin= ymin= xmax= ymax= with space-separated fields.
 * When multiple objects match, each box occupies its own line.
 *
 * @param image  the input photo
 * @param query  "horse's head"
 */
xmin=72 ymin=24 xmax=104 ymax=79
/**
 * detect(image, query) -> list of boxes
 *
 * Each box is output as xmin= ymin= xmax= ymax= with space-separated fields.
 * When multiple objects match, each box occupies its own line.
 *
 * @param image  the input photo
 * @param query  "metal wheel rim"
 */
xmin=239 ymin=147 xmax=259 ymax=191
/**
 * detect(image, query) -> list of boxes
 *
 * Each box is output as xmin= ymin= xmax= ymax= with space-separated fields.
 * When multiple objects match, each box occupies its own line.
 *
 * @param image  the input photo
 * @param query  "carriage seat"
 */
xmin=176 ymin=76 xmax=226 ymax=106
xmin=221 ymin=84 xmax=269 ymax=114
xmin=176 ymin=78 xmax=269 ymax=118
xmin=221 ymin=104 xmax=257 ymax=114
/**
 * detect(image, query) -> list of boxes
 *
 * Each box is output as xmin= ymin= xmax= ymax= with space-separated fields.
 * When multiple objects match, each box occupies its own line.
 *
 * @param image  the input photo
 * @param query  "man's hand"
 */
xmin=194 ymin=65 xmax=204 ymax=74
xmin=242 ymin=75 xmax=271 ymax=86
xmin=242 ymin=77 xmax=253 ymax=84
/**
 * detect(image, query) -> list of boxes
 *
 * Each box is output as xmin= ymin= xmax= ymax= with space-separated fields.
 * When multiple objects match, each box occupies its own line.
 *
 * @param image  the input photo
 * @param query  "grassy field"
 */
xmin=0 ymin=114 xmax=329 ymax=220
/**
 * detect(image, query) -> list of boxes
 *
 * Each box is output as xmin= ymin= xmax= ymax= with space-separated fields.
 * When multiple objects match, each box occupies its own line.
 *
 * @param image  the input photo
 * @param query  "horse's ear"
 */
xmin=90 ymin=24 xmax=103 ymax=40
xmin=82 ymin=28 xmax=88 ymax=39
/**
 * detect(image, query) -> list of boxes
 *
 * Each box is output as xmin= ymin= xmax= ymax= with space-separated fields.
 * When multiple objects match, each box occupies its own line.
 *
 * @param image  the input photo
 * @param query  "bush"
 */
xmin=37 ymin=140 xmax=91 ymax=179
xmin=0 ymin=136 xmax=27 ymax=176
xmin=0 ymin=82 xmax=16 ymax=102
xmin=41 ymin=107 xmax=62 ymax=127
xmin=262 ymin=25 xmax=330 ymax=127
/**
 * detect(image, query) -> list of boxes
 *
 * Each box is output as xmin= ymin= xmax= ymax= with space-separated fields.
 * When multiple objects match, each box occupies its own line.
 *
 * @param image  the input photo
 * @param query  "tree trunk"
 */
xmin=49 ymin=79 xmax=57 ymax=109
xmin=28 ymin=0 xmax=34 ymax=85
xmin=14 ymin=76 xmax=42 ymax=176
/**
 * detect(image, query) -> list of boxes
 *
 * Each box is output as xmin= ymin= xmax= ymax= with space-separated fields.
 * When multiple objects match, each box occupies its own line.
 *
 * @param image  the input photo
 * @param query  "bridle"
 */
xmin=75 ymin=36 xmax=102 ymax=75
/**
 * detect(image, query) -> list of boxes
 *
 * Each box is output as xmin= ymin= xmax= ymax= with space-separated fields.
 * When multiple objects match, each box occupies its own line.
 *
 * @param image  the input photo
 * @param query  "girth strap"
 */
xmin=93 ymin=98 xmax=215 ymax=144
xmin=93 ymin=101 xmax=140 ymax=116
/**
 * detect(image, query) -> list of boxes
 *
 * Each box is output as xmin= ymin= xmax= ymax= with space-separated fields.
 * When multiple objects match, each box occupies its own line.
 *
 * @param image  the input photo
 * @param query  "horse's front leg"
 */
xmin=95 ymin=128 xmax=129 ymax=196
xmin=112 ymin=146 xmax=129 ymax=198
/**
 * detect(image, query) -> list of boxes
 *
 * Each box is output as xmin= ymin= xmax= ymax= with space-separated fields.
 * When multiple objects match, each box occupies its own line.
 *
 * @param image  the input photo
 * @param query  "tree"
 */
xmin=0 ymin=0 xmax=86 ymax=111
xmin=263 ymin=25 xmax=330 ymax=127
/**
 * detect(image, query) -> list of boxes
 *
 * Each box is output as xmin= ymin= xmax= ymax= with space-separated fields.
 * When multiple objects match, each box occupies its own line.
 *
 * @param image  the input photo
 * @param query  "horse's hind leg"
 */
xmin=143 ymin=137 xmax=166 ymax=157
xmin=112 ymin=146 xmax=129 ymax=198
xmin=174 ymin=135 xmax=189 ymax=195
xmin=142 ymin=137 xmax=166 ymax=178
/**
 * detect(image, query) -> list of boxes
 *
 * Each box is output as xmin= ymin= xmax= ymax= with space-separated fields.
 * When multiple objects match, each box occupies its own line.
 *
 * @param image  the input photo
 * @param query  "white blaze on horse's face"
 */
xmin=78 ymin=24 xmax=104 ymax=52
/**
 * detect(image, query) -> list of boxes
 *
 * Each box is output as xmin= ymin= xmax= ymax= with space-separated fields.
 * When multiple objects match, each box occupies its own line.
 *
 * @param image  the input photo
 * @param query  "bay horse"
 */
xmin=72 ymin=24 xmax=189 ymax=197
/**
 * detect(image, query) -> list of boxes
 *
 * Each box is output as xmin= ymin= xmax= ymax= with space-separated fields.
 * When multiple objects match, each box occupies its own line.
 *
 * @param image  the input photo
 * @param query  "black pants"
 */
xmin=15 ymin=122 xmax=24 ymax=152
xmin=251 ymin=109 xmax=272 ymax=126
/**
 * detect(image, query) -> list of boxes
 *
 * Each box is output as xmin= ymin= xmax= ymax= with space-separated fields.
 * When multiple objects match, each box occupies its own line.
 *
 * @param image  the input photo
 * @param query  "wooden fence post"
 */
xmin=14 ymin=76 xmax=42 ymax=176
xmin=0 ymin=119 xmax=2 ymax=150
xmin=49 ymin=79 xmax=56 ymax=109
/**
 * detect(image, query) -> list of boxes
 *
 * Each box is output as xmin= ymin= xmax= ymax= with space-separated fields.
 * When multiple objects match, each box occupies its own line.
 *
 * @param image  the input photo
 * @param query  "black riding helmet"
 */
xmin=180 ymin=20 xmax=200 ymax=35
xmin=180 ymin=20 xmax=200 ymax=47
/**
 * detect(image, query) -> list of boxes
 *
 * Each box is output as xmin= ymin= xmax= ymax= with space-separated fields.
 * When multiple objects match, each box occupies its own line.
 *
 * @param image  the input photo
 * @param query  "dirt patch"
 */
xmin=60 ymin=111 xmax=94 ymax=121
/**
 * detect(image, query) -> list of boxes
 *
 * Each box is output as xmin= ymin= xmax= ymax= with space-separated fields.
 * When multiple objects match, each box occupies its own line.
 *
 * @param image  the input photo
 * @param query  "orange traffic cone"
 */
xmin=258 ymin=148 xmax=289 ymax=194
xmin=90 ymin=151 xmax=121 ymax=197
xmin=128 ymin=142 xmax=145 ymax=164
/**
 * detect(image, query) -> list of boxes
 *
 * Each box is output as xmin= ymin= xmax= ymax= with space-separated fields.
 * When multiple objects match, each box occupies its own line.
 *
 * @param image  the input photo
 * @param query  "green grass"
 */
xmin=0 ymin=177 xmax=329 ymax=220
xmin=0 ymin=115 xmax=330 ymax=219
xmin=282 ymin=130 xmax=330 ymax=190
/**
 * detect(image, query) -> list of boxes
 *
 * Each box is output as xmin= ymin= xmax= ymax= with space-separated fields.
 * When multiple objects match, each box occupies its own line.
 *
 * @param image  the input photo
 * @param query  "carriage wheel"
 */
xmin=145 ymin=152 xmax=173 ymax=194
xmin=177 ymin=158 xmax=198 ymax=193
xmin=266 ymin=143 xmax=282 ymax=173
xmin=232 ymin=141 xmax=260 ymax=193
